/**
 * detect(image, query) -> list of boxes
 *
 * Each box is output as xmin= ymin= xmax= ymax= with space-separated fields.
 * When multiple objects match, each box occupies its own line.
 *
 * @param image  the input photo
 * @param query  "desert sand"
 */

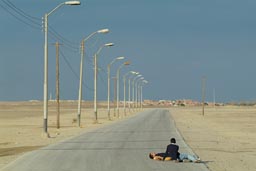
xmin=0 ymin=101 xmax=136 ymax=169
xmin=1 ymin=101 xmax=256 ymax=171
xmin=171 ymin=106 xmax=256 ymax=171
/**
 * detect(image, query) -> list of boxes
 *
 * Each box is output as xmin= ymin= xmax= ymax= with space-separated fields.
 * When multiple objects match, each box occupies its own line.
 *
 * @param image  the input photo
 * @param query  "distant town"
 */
xmin=144 ymin=99 xmax=222 ymax=107
xmin=144 ymin=99 xmax=256 ymax=107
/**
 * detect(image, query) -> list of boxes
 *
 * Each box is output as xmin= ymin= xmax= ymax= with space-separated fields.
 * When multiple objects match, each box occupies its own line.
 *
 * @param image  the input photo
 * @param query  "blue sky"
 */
xmin=0 ymin=0 xmax=255 ymax=102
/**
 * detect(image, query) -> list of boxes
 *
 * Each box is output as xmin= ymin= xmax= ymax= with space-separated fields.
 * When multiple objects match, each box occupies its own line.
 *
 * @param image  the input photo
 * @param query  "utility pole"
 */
xmin=113 ymin=77 xmax=117 ymax=117
xmin=54 ymin=42 xmax=62 ymax=129
xmin=202 ymin=76 xmax=206 ymax=116
xmin=213 ymin=88 xmax=216 ymax=110
xmin=77 ymin=40 xmax=84 ymax=127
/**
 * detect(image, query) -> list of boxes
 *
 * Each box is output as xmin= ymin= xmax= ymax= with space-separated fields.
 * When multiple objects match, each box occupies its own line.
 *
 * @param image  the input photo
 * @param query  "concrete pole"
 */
xmin=116 ymin=68 xmax=120 ymax=118
xmin=107 ymin=64 xmax=111 ymax=120
xmin=202 ymin=76 xmax=206 ymax=116
xmin=113 ymin=77 xmax=117 ymax=117
xmin=132 ymin=79 xmax=135 ymax=111
xmin=123 ymin=76 xmax=126 ymax=116
xmin=77 ymin=40 xmax=84 ymax=127
xmin=94 ymin=54 xmax=98 ymax=123
xmin=128 ymin=78 xmax=131 ymax=113
xmin=140 ymin=85 xmax=143 ymax=109
xmin=135 ymin=81 xmax=138 ymax=110
xmin=43 ymin=14 xmax=48 ymax=133
xmin=55 ymin=42 xmax=60 ymax=129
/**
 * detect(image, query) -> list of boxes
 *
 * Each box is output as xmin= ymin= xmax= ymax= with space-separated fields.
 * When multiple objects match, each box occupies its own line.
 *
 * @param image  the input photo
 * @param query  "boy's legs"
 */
xmin=186 ymin=154 xmax=197 ymax=162
xmin=179 ymin=153 xmax=199 ymax=162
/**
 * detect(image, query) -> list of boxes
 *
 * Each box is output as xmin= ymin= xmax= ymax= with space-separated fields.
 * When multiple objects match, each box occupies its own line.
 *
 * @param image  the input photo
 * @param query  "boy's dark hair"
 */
xmin=149 ymin=153 xmax=154 ymax=159
xmin=170 ymin=138 xmax=176 ymax=143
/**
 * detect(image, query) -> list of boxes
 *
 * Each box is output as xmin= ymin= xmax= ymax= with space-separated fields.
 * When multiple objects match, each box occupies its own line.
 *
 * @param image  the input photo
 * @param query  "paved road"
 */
xmin=2 ymin=109 xmax=209 ymax=171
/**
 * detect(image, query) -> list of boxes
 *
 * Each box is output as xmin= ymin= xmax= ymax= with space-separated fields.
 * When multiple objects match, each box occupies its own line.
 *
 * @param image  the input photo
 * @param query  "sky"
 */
xmin=0 ymin=0 xmax=255 ymax=102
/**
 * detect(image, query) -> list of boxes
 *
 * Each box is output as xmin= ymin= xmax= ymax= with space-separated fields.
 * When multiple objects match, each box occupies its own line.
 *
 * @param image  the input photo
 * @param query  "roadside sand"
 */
xmin=171 ymin=106 xmax=256 ymax=171
xmin=0 ymin=101 xmax=136 ymax=168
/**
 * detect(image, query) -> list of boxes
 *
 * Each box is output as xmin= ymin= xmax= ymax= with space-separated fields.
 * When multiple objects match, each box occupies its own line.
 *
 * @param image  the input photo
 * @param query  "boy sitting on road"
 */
xmin=149 ymin=138 xmax=201 ymax=163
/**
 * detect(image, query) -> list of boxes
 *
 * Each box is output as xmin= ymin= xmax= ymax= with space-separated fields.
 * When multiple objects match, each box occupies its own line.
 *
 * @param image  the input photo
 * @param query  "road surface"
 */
xmin=2 ymin=109 xmax=209 ymax=171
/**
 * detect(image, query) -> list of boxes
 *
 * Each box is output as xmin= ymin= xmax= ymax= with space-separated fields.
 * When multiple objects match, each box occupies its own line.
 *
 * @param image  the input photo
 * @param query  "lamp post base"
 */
xmin=94 ymin=111 xmax=98 ymax=124
xmin=108 ymin=110 xmax=111 ymax=120
xmin=43 ymin=118 xmax=48 ymax=133
xmin=77 ymin=114 xmax=81 ymax=127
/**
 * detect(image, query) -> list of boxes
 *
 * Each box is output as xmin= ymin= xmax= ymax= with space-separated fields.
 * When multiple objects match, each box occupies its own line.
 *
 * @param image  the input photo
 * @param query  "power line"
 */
xmin=48 ymin=24 xmax=79 ymax=51
xmin=59 ymin=49 xmax=94 ymax=92
xmin=0 ymin=0 xmax=80 ymax=53
xmin=4 ymin=0 xmax=41 ymax=21
xmin=0 ymin=2 xmax=41 ymax=30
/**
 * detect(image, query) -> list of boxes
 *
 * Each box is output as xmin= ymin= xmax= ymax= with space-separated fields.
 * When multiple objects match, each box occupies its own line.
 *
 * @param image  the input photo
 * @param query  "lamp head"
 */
xmin=117 ymin=56 xmax=125 ymax=60
xmin=97 ymin=29 xmax=109 ymax=34
xmin=65 ymin=1 xmax=81 ymax=5
xmin=104 ymin=43 xmax=114 ymax=47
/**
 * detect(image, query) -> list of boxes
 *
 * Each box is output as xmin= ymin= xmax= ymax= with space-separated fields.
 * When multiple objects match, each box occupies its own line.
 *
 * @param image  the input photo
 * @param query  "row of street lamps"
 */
xmin=107 ymin=56 xmax=125 ymax=120
xmin=43 ymin=1 xmax=148 ymax=134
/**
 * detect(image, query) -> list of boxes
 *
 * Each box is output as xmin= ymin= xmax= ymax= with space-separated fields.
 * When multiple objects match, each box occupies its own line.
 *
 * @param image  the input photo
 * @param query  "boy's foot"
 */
xmin=194 ymin=159 xmax=201 ymax=163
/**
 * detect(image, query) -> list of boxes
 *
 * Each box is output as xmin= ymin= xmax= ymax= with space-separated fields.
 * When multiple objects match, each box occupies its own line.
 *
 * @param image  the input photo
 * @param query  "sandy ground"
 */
xmin=0 ymin=101 xmax=137 ymax=169
xmin=171 ymin=106 xmax=256 ymax=171
xmin=1 ymin=102 xmax=256 ymax=171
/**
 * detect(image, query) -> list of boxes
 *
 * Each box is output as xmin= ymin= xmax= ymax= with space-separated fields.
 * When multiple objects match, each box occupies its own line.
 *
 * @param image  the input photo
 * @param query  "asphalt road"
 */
xmin=2 ymin=109 xmax=209 ymax=171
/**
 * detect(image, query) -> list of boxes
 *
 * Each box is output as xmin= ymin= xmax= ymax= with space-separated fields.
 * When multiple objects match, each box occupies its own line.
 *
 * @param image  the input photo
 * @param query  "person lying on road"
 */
xmin=149 ymin=152 xmax=172 ymax=161
xmin=149 ymin=138 xmax=201 ymax=163
xmin=149 ymin=152 xmax=201 ymax=163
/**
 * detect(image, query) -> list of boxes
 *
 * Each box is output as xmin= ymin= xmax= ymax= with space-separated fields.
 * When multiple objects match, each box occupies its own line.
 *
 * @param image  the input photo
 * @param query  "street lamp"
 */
xmin=77 ymin=28 xmax=109 ymax=127
xmin=107 ymin=56 xmax=125 ymax=120
xmin=43 ymin=1 xmax=80 ymax=134
xmin=116 ymin=61 xmax=130 ymax=118
xmin=128 ymin=71 xmax=138 ymax=112
xmin=132 ymin=74 xmax=142 ymax=111
xmin=140 ymin=80 xmax=148 ymax=109
xmin=94 ymin=43 xmax=114 ymax=123
xmin=123 ymin=71 xmax=135 ymax=116
xmin=136 ymin=77 xmax=144 ymax=110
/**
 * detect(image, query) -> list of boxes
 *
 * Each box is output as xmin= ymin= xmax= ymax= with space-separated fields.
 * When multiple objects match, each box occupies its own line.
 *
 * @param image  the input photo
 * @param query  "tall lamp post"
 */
xmin=116 ymin=61 xmax=130 ymax=118
xmin=136 ymin=78 xmax=144 ymax=110
xmin=140 ymin=80 xmax=148 ymax=109
xmin=94 ymin=43 xmax=114 ymax=123
xmin=136 ymin=77 xmax=144 ymax=110
xmin=123 ymin=71 xmax=136 ymax=116
xmin=132 ymin=74 xmax=142 ymax=111
xmin=137 ymin=78 xmax=147 ymax=108
xmin=43 ymin=1 xmax=80 ymax=134
xmin=128 ymin=72 xmax=139 ymax=113
xmin=107 ymin=56 xmax=125 ymax=120
xmin=77 ymin=29 xmax=109 ymax=127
